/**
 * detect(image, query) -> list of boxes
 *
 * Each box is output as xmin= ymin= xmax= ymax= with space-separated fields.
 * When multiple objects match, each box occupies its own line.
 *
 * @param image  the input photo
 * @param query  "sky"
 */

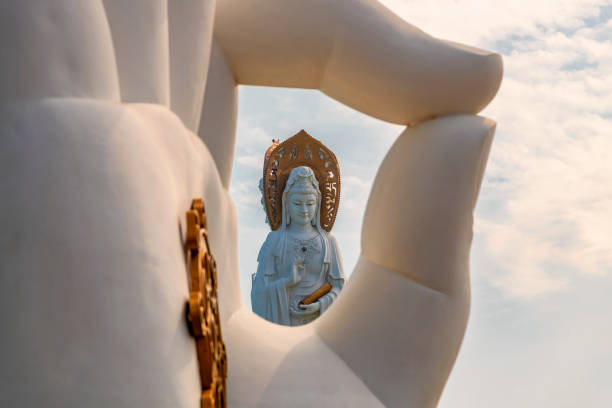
xmin=229 ymin=1 xmax=612 ymax=406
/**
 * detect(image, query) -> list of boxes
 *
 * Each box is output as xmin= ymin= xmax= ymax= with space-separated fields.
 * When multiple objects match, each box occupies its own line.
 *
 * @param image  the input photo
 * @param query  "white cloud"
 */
xmin=339 ymin=175 xmax=372 ymax=214
xmin=235 ymin=115 xmax=278 ymax=154
xmin=235 ymin=154 xmax=262 ymax=170
xmin=384 ymin=1 xmax=612 ymax=297
xmin=380 ymin=0 xmax=611 ymax=46
xmin=479 ymin=18 xmax=612 ymax=296
xmin=229 ymin=180 xmax=260 ymax=212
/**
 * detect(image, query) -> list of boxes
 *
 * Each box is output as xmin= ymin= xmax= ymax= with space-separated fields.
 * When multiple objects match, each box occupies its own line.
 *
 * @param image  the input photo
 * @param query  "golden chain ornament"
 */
xmin=185 ymin=198 xmax=228 ymax=408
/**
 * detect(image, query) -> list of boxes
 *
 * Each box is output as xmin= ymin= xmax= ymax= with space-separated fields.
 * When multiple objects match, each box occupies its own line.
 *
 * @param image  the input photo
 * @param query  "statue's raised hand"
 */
xmin=283 ymin=261 xmax=306 ymax=287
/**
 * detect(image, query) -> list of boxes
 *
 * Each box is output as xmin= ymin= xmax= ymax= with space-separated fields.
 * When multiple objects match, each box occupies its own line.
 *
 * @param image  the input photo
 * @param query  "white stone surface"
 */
xmin=0 ymin=1 xmax=501 ymax=407
xmin=0 ymin=1 xmax=119 ymax=101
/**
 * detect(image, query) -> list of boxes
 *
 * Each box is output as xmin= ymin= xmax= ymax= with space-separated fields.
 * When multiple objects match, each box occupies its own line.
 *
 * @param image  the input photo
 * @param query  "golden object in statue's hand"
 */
xmin=299 ymin=283 xmax=333 ymax=306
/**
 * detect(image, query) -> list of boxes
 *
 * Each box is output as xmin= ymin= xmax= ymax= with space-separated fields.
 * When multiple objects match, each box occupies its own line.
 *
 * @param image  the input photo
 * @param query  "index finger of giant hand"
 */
xmin=215 ymin=0 xmax=503 ymax=124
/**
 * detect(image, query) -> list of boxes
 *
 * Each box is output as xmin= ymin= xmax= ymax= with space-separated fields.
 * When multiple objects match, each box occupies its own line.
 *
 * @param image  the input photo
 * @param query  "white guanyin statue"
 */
xmin=252 ymin=132 xmax=345 ymax=326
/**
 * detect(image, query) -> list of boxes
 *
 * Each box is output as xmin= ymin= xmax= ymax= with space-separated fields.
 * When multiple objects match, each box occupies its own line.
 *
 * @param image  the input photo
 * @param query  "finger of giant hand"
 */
xmin=197 ymin=40 xmax=238 ymax=188
xmin=102 ymin=0 xmax=218 ymax=117
xmin=0 ymin=99 xmax=241 ymax=406
xmin=316 ymin=115 xmax=496 ymax=407
xmin=102 ymin=0 xmax=171 ymax=106
xmin=215 ymin=0 xmax=503 ymax=124
xmin=0 ymin=1 xmax=119 ymax=101
xmin=168 ymin=0 xmax=217 ymax=132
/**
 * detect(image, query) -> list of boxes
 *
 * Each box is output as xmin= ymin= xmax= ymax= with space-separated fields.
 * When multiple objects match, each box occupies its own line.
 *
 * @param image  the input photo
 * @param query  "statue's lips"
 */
xmin=295 ymin=214 xmax=312 ymax=221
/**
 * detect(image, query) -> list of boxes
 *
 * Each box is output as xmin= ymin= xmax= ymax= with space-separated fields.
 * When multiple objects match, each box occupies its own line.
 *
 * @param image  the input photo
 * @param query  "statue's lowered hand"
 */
xmin=289 ymin=302 xmax=320 ymax=315
xmin=298 ymin=301 xmax=321 ymax=312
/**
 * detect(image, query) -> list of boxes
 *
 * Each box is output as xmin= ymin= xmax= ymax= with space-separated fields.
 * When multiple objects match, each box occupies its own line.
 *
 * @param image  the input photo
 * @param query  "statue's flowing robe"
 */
xmin=251 ymin=229 xmax=344 ymax=325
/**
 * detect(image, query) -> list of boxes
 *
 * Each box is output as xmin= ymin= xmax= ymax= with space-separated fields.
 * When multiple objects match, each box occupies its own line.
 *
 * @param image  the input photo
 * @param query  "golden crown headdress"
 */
xmin=263 ymin=130 xmax=341 ymax=232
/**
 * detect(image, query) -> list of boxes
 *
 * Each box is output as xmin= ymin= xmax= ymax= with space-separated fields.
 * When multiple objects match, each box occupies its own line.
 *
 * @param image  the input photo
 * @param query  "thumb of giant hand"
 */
xmin=316 ymin=114 xmax=496 ymax=407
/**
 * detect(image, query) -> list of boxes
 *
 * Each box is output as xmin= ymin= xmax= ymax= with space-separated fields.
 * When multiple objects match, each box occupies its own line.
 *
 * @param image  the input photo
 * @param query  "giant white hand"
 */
xmin=0 ymin=0 xmax=501 ymax=407
xmin=217 ymin=1 xmax=501 ymax=406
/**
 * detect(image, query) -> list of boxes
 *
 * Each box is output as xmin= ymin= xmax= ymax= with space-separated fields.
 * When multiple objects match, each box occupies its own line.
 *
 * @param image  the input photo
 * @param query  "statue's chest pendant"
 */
xmin=291 ymin=236 xmax=321 ymax=259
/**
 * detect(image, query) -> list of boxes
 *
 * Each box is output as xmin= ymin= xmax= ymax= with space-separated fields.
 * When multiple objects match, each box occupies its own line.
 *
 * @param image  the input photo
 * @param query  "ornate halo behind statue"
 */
xmin=263 ymin=130 xmax=341 ymax=232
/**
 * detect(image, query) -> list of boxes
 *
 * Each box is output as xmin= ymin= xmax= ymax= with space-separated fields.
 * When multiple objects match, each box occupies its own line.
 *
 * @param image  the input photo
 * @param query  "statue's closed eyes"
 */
xmin=251 ymin=132 xmax=344 ymax=326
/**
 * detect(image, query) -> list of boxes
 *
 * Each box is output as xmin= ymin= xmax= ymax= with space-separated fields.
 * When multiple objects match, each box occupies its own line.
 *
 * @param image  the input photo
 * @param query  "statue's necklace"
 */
xmin=291 ymin=235 xmax=320 ymax=255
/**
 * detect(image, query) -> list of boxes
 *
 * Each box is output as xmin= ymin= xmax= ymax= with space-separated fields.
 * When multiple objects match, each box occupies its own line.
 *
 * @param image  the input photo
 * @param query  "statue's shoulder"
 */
xmin=325 ymin=231 xmax=340 ymax=248
xmin=257 ymin=229 xmax=282 ymax=261
xmin=266 ymin=229 xmax=283 ymax=244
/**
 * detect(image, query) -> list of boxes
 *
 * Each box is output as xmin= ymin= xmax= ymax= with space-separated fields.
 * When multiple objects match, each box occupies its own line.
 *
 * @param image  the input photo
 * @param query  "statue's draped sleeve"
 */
xmin=251 ymin=231 xmax=291 ymax=325
xmin=319 ymin=233 xmax=345 ymax=314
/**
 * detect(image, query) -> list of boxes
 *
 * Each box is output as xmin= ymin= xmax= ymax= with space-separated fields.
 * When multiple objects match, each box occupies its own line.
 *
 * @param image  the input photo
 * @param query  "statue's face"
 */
xmin=288 ymin=192 xmax=318 ymax=226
